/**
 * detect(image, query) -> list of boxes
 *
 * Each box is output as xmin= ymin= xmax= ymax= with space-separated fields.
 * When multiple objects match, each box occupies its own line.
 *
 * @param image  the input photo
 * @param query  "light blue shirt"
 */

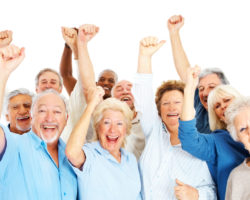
xmin=133 ymin=73 xmax=217 ymax=200
xmin=73 ymin=141 xmax=142 ymax=200
xmin=0 ymin=124 xmax=77 ymax=200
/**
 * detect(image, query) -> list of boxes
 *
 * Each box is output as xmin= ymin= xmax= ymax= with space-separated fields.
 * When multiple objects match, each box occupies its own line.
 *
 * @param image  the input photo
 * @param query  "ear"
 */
xmin=5 ymin=114 xmax=10 ymax=121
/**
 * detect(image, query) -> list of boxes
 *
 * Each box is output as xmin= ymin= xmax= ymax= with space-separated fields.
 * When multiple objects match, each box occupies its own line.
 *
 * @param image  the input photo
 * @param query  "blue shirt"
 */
xmin=194 ymin=89 xmax=211 ymax=134
xmin=179 ymin=119 xmax=249 ymax=200
xmin=0 ymin=124 xmax=77 ymax=200
xmin=72 ymin=141 xmax=142 ymax=200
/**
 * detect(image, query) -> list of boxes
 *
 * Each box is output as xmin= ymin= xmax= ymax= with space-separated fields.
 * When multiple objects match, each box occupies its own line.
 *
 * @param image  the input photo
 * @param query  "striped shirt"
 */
xmin=133 ymin=73 xmax=216 ymax=200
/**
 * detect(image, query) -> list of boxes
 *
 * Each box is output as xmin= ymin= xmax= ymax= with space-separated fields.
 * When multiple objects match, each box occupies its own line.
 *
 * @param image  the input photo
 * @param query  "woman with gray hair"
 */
xmin=179 ymin=66 xmax=249 ymax=200
xmin=66 ymin=87 xmax=142 ymax=200
xmin=225 ymin=97 xmax=250 ymax=200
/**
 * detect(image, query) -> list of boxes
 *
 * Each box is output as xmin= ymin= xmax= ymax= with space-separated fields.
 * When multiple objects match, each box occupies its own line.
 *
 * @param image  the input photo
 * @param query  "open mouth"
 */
xmin=103 ymin=87 xmax=110 ymax=91
xmin=16 ymin=116 xmax=30 ymax=122
xmin=167 ymin=113 xmax=179 ymax=118
xmin=41 ymin=123 xmax=58 ymax=132
xmin=106 ymin=135 xmax=119 ymax=143
xmin=121 ymin=97 xmax=131 ymax=102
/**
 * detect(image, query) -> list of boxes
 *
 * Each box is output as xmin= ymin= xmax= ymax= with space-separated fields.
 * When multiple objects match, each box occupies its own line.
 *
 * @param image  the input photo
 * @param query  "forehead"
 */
xmin=115 ymin=81 xmax=132 ymax=89
xmin=34 ymin=93 xmax=65 ymax=110
xmin=102 ymin=109 xmax=125 ymax=120
xmin=161 ymin=90 xmax=183 ymax=101
xmin=39 ymin=71 xmax=60 ymax=81
xmin=9 ymin=94 xmax=32 ymax=104
xmin=199 ymin=73 xmax=221 ymax=86
xmin=99 ymin=71 xmax=115 ymax=80
xmin=235 ymin=108 xmax=250 ymax=125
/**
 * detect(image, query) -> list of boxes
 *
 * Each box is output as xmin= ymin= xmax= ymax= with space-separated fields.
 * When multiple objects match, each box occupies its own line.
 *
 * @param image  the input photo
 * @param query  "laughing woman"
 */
xmin=65 ymin=87 xmax=142 ymax=200
xmin=179 ymin=66 xmax=249 ymax=200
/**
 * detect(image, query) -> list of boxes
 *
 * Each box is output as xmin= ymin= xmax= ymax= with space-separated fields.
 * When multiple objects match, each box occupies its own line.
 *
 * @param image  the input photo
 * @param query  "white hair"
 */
xmin=31 ymin=89 xmax=68 ymax=118
xmin=208 ymin=85 xmax=242 ymax=131
xmin=4 ymin=88 xmax=34 ymax=115
xmin=225 ymin=97 xmax=250 ymax=141
xmin=199 ymin=68 xmax=229 ymax=84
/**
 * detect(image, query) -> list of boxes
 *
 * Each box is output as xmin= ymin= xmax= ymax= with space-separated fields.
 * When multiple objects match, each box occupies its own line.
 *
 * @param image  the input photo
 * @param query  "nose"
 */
xmin=109 ymin=122 xmax=117 ymax=133
xmin=19 ymin=105 xmax=28 ymax=114
xmin=203 ymin=88 xmax=210 ymax=97
xmin=45 ymin=111 xmax=54 ymax=122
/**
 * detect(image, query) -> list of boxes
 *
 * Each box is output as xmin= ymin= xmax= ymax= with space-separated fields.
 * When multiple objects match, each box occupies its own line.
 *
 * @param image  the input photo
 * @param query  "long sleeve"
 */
xmin=178 ymin=119 xmax=216 ymax=164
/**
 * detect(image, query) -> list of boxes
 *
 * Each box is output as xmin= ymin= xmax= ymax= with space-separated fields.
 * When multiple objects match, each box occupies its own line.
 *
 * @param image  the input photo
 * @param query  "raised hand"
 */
xmin=61 ymin=27 xmax=78 ymax=59
xmin=167 ymin=15 xmax=184 ymax=34
xmin=175 ymin=179 xmax=199 ymax=200
xmin=139 ymin=36 xmax=165 ymax=57
xmin=185 ymin=65 xmax=200 ymax=91
xmin=77 ymin=24 xmax=99 ymax=45
xmin=0 ymin=30 xmax=13 ymax=48
xmin=87 ymin=86 xmax=104 ymax=108
xmin=0 ymin=45 xmax=25 ymax=77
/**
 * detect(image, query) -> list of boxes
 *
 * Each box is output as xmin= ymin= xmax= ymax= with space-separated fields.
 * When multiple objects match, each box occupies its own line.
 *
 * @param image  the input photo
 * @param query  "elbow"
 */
xmin=65 ymin=146 xmax=82 ymax=166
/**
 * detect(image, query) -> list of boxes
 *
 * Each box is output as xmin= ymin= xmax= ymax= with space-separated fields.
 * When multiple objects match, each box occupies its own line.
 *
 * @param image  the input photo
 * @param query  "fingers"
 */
xmin=176 ymin=179 xmax=185 ymax=186
xmin=169 ymin=15 xmax=183 ymax=25
xmin=140 ymin=36 xmax=166 ymax=48
xmin=0 ymin=30 xmax=13 ymax=47
xmin=79 ymin=24 xmax=99 ymax=35
xmin=0 ymin=45 xmax=22 ymax=61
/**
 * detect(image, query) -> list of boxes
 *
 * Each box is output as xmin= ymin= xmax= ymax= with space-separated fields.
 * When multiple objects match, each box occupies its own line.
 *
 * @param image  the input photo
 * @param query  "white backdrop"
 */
xmin=1 ymin=0 xmax=250 ymax=122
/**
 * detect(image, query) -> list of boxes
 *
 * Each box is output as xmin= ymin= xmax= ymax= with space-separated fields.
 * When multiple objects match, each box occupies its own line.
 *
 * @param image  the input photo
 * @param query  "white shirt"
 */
xmin=133 ymin=73 xmax=216 ymax=200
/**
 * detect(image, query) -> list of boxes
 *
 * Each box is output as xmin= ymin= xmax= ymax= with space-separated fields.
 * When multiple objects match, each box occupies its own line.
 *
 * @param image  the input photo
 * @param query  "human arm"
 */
xmin=77 ymin=24 xmax=99 ymax=103
xmin=66 ymin=86 xmax=104 ymax=169
xmin=0 ymin=30 xmax=12 ymax=48
xmin=0 ymin=45 xmax=25 ymax=154
xmin=168 ymin=15 xmax=190 ymax=82
xmin=179 ymin=66 xmax=216 ymax=162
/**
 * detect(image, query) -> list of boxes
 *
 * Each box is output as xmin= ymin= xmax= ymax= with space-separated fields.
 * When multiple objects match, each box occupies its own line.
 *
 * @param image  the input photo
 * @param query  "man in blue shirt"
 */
xmin=0 ymin=45 xmax=77 ymax=199
xmin=167 ymin=15 xmax=229 ymax=134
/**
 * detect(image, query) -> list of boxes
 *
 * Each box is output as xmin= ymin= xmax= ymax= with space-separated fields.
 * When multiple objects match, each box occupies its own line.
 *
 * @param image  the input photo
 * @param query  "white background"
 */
xmin=1 ymin=0 xmax=250 ymax=121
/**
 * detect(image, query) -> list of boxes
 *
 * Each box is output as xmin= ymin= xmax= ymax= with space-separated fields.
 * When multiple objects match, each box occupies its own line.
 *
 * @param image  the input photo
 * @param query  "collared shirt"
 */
xmin=0 ymin=124 xmax=77 ymax=200
xmin=72 ymin=141 xmax=142 ymax=200
xmin=133 ymin=73 xmax=216 ymax=200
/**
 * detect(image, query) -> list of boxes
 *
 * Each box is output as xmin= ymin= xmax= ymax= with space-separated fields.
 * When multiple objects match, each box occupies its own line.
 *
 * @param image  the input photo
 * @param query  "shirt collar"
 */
xmin=92 ymin=141 xmax=129 ymax=162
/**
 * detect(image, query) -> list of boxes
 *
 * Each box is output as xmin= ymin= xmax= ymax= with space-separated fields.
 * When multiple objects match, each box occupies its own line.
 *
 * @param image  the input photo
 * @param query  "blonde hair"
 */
xmin=208 ymin=85 xmax=242 ymax=131
xmin=92 ymin=98 xmax=133 ymax=147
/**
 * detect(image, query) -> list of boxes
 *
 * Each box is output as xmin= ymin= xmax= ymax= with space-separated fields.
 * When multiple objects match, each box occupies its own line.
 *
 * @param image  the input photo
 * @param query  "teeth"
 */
xmin=122 ymin=97 xmax=130 ymax=101
xmin=167 ymin=113 xmax=179 ymax=117
xmin=107 ymin=135 xmax=119 ymax=139
xmin=17 ymin=116 xmax=30 ymax=120
xmin=103 ymin=87 xmax=109 ymax=91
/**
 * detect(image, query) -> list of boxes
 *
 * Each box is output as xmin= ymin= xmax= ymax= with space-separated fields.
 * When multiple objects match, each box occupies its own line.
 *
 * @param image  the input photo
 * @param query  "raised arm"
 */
xmin=0 ymin=45 xmax=25 ymax=154
xmin=0 ymin=30 xmax=12 ymax=48
xmin=60 ymin=27 xmax=78 ymax=95
xmin=137 ymin=36 xmax=165 ymax=74
xmin=77 ymin=24 xmax=99 ymax=102
xmin=65 ymin=86 xmax=104 ymax=169
xmin=168 ymin=15 xmax=190 ymax=82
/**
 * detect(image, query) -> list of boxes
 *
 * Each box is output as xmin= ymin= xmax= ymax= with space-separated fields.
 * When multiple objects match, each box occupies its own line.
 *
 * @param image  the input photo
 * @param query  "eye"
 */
xmin=24 ymin=104 xmax=31 ymax=108
xmin=54 ymin=110 xmax=62 ymax=114
xmin=162 ymin=102 xmax=169 ymax=105
xmin=108 ymin=79 xmax=115 ymax=84
xmin=175 ymin=101 xmax=181 ymax=104
xmin=224 ymin=98 xmax=231 ymax=103
xmin=198 ymin=87 xmax=204 ymax=92
xmin=240 ymin=127 xmax=247 ymax=133
xmin=215 ymin=104 xmax=220 ymax=109
xmin=99 ymin=78 xmax=105 ymax=82
xmin=38 ymin=109 xmax=46 ymax=113
xmin=103 ymin=119 xmax=111 ymax=125
xmin=117 ymin=121 xmax=124 ymax=126
xmin=209 ymin=86 xmax=215 ymax=90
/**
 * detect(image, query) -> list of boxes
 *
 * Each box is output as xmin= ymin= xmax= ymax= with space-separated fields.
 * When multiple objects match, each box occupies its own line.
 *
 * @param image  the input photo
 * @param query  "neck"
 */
xmin=47 ymin=142 xmax=59 ymax=167
xmin=10 ymin=126 xmax=30 ymax=135
xmin=110 ymin=150 xmax=121 ymax=163
xmin=165 ymin=123 xmax=180 ymax=145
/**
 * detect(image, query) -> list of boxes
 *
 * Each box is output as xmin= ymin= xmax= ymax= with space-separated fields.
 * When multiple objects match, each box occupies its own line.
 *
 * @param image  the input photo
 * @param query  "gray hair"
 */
xmin=199 ymin=68 xmax=229 ymax=84
xmin=31 ymin=89 xmax=68 ymax=118
xmin=98 ymin=69 xmax=118 ymax=83
xmin=4 ymin=88 xmax=34 ymax=115
xmin=225 ymin=97 xmax=250 ymax=141
xmin=208 ymin=85 xmax=242 ymax=131
xmin=35 ymin=68 xmax=63 ymax=88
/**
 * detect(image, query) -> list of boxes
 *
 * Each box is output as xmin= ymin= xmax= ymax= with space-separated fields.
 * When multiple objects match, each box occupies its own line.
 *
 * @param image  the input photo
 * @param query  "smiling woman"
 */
xmin=65 ymin=87 xmax=142 ymax=200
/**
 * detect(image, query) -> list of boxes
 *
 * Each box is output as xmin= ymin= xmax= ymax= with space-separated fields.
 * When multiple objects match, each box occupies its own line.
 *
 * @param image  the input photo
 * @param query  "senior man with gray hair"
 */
xmin=168 ymin=15 xmax=229 ymax=133
xmin=225 ymin=97 xmax=250 ymax=200
xmin=0 ymin=45 xmax=77 ymax=200
xmin=4 ymin=88 xmax=33 ymax=134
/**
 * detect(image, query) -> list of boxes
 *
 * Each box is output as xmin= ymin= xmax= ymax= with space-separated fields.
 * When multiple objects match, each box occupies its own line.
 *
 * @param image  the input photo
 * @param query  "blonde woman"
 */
xmin=66 ymin=87 xmax=142 ymax=200
xmin=179 ymin=66 xmax=249 ymax=200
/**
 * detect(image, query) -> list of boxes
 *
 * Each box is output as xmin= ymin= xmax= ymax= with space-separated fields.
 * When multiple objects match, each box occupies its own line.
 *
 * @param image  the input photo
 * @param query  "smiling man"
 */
xmin=0 ymin=45 xmax=77 ymax=200
xmin=4 ymin=88 xmax=33 ymax=134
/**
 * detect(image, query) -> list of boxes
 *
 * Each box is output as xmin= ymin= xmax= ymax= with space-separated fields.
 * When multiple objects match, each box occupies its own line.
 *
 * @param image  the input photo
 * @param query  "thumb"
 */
xmin=156 ymin=40 xmax=166 ymax=51
xmin=176 ymin=179 xmax=185 ymax=186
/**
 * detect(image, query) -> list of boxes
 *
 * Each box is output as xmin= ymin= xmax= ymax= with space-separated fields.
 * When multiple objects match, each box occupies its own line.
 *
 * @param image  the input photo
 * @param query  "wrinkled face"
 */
xmin=112 ymin=80 xmax=134 ymax=110
xmin=198 ymin=74 xmax=221 ymax=110
xmin=97 ymin=110 xmax=127 ymax=155
xmin=32 ymin=93 xmax=67 ymax=144
xmin=214 ymin=95 xmax=234 ymax=122
xmin=36 ymin=71 xmax=62 ymax=93
xmin=6 ymin=94 xmax=32 ymax=134
xmin=97 ymin=71 xmax=116 ymax=99
xmin=160 ymin=90 xmax=183 ymax=128
xmin=234 ymin=108 xmax=250 ymax=152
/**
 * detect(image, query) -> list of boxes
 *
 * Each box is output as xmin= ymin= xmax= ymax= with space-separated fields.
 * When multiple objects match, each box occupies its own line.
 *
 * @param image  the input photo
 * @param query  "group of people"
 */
xmin=0 ymin=15 xmax=250 ymax=200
